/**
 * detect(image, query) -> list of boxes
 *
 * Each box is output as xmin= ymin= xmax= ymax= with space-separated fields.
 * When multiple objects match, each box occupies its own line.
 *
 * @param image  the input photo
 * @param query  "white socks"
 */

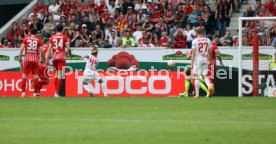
xmin=195 ymin=79 xmax=200 ymax=97
xmin=101 ymin=83 xmax=107 ymax=97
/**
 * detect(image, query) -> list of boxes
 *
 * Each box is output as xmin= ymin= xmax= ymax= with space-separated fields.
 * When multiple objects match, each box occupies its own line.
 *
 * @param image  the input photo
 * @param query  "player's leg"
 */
xmin=98 ymin=79 xmax=107 ymax=97
xmin=193 ymin=65 xmax=201 ymax=98
xmin=95 ymin=72 xmax=107 ymax=97
xmin=55 ymin=60 xmax=66 ymax=97
xmin=38 ymin=79 xmax=49 ymax=93
xmin=203 ymin=65 xmax=214 ymax=97
xmin=52 ymin=60 xmax=59 ymax=96
xmin=32 ymin=62 xmax=40 ymax=97
xmin=83 ymin=78 xmax=94 ymax=97
xmin=21 ymin=61 xmax=30 ymax=97
xmin=179 ymin=76 xmax=190 ymax=97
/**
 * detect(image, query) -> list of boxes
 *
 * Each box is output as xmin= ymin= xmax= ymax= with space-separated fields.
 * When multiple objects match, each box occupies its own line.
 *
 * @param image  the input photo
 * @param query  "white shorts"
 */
xmin=83 ymin=69 xmax=101 ymax=83
xmin=193 ymin=63 xmax=209 ymax=76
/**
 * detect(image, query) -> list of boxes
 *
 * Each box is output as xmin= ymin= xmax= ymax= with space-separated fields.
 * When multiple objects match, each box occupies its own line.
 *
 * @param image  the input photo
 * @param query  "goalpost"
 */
xmin=238 ymin=17 xmax=276 ymax=97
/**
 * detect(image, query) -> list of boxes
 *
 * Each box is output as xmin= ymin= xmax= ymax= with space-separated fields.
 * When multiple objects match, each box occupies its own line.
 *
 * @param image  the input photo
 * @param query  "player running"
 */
xmin=46 ymin=24 xmax=71 ymax=97
xmin=191 ymin=27 xmax=214 ymax=98
xmin=80 ymin=47 xmax=107 ymax=97
xmin=19 ymin=28 xmax=43 ymax=97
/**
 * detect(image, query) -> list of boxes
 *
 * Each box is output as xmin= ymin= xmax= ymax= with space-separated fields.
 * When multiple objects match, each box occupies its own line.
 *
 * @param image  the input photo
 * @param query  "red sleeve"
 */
xmin=64 ymin=35 xmax=69 ymax=44
xmin=38 ymin=38 xmax=43 ymax=48
xmin=23 ymin=37 xmax=28 ymax=46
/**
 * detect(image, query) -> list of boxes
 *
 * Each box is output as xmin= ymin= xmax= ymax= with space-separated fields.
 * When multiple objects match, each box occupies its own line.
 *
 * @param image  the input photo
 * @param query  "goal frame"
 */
xmin=238 ymin=17 xmax=276 ymax=97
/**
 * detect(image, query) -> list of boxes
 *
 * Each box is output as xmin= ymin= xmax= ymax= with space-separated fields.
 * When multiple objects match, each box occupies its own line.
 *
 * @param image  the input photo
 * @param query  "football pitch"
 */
xmin=0 ymin=97 xmax=276 ymax=144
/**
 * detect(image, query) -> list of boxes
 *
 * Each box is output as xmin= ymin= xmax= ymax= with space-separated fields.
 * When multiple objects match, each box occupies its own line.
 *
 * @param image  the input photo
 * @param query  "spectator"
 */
xmin=105 ymin=24 xmax=117 ymax=40
xmin=7 ymin=22 xmax=22 ymax=42
xmin=220 ymin=31 xmax=233 ymax=46
xmin=159 ymin=31 xmax=170 ymax=47
xmin=42 ymin=15 xmax=56 ymax=38
xmin=150 ymin=7 xmax=163 ymax=23
xmin=257 ymin=5 xmax=270 ymax=17
xmin=214 ymin=35 xmax=223 ymax=46
xmin=76 ymin=39 xmax=87 ymax=47
xmin=71 ymin=31 xmax=87 ymax=47
xmin=97 ymin=0 xmax=108 ymax=15
xmin=117 ymin=37 xmax=123 ymax=47
xmin=29 ymin=17 xmax=44 ymax=32
xmin=201 ymin=6 xmax=216 ymax=35
xmin=99 ymin=39 xmax=113 ymax=48
xmin=92 ymin=24 xmax=104 ymax=45
xmin=0 ymin=38 xmax=13 ymax=48
xmin=266 ymin=0 xmax=276 ymax=16
xmin=101 ymin=9 xmax=111 ymax=24
xmin=151 ymin=33 xmax=160 ymax=46
xmin=126 ymin=6 xmax=135 ymax=25
xmin=138 ymin=5 xmax=150 ymax=22
xmin=169 ymin=23 xmax=179 ymax=40
xmin=116 ymin=14 xmax=127 ymax=34
xmin=135 ymin=0 xmax=146 ymax=12
xmin=243 ymin=21 xmax=256 ymax=46
xmin=184 ymin=24 xmax=196 ymax=48
xmin=114 ymin=8 xmax=121 ymax=21
xmin=133 ymin=23 xmax=143 ymax=42
xmin=53 ymin=8 xmax=64 ymax=22
xmin=109 ymin=31 xmax=119 ymax=47
xmin=255 ymin=0 xmax=262 ymax=15
xmin=122 ymin=31 xmax=136 ymax=47
xmin=123 ymin=0 xmax=135 ymax=15
xmin=80 ymin=24 xmax=91 ymax=40
xmin=87 ymin=0 xmax=98 ymax=12
xmin=34 ymin=0 xmax=48 ymax=13
xmin=138 ymin=33 xmax=155 ymax=48
xmin=183 ymin=1 xmax=194 ymax=16
xmin=89 ymin=8 xmax=99 ymax=23
xmin=173 ymin=28 xmax=187 ymax=48
xmin=164 ymin=3 xmax=174 ymax=30
xmin=154 ymin=18 xmax=167 ymax=37
xmin=174 ymin=5 xmax=186 ymax=27
xmin=216 ymin=0 xmax=232 ymax=36
xmin=242 ymin=6 xmax=255 ymax=26
xmin=188 ymin=7 xmax=199 ymax=27
xmin=142 ymin=17 xmax=154 ymax=32
xmin=108 ymin=0 xmax=119 ymax=16
xmin=48 ymin=0 xmax=60 ymax=17
xmin=129 ymin=15 xmax=138 ymax=31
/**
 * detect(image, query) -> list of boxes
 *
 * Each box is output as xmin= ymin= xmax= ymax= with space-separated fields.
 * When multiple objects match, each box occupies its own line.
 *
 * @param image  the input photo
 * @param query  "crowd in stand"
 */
xmin=0 ymin=0 xmax=275 ymax=48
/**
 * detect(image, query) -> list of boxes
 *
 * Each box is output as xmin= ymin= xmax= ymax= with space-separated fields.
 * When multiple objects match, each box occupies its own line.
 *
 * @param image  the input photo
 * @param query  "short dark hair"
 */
xmin=56 ymin=24 xmax=64 ymax=32
xmin=30 ymin=28 xmax=38 ymax=35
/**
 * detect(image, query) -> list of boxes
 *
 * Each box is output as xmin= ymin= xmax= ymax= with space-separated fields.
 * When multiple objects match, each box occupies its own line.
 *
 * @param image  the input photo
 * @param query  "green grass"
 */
xmin=0 ymin=97 xmax=276 ymax=144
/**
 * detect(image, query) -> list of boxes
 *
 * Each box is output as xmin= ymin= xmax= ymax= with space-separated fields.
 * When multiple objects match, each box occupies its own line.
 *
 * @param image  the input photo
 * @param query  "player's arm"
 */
xmin=215 ymin=51 xmax=224 ymax=66
xmin=191 ymin=40 xmax=197 ymax=69
xmin=40 ymin=46 xmax=45 ymax=64
xmin=46 ymin=42 xmax=52 ymax=65
xmin=18 ymin=43 xmax=25 ymax=71
xmin=208 ymin=48 xmax=212 ymax=66
xmin=80 ymin=55 xmax=89 ymax=60
xmin=65 ymin=37 xmax=72 ymax=58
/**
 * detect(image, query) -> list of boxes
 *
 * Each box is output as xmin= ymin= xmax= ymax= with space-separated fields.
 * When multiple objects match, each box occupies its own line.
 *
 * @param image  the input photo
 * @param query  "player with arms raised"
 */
xmin=19 ymin=28 xmax=43 ymax=97
xmin=46 ymin=24 xmax=71 ymax=97
xmin=191 ymin=27 xmax=214 ymax=98
xmin=80 ymin=47 xmax=107 ymax=97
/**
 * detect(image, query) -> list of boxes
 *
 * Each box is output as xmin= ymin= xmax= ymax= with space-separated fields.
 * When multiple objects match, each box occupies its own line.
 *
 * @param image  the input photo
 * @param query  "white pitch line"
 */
xmin=0 ymin=118 xmax=275 ymax=125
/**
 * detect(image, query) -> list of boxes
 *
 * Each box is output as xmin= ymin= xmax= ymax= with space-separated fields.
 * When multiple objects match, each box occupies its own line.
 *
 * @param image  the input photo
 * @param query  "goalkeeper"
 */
xmin=179 ymin=65 xmax=209 ymax=97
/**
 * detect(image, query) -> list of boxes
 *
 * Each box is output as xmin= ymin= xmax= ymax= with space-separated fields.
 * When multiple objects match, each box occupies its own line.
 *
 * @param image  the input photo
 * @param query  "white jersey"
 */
xmin=85 ymin=55 xmax=98 ymax=71
xmin=192 ymin=36 xmax=211 ymax=65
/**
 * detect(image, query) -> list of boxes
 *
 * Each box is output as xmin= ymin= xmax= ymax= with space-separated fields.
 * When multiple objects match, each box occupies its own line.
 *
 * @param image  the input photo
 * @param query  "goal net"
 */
xmin=238 ymin=17 xmax=276 ymax=97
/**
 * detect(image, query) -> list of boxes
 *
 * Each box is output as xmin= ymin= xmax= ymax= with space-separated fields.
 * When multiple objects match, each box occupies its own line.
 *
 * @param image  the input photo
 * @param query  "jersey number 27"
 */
xmin=198 ymin=42 xmax=208 ymax=53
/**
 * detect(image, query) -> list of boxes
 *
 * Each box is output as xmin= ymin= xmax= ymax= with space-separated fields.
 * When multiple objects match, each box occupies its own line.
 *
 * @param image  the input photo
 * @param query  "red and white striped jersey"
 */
xmin=22 ymin=35 xmax=42 ymax=62
xmin=49 ymin=33 xmax=69 ymax=60
xmin=85 ymin=55 xmax=98 ymax=71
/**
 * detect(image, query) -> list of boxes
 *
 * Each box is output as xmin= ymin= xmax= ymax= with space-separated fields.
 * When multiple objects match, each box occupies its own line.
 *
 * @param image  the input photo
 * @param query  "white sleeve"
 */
xmin=192 ymin=39 xmax=197 ymax=49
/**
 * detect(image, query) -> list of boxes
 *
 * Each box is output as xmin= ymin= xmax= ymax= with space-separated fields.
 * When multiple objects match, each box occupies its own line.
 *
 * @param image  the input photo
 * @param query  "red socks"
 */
xmin=21 ymin=78 xmax=27 ymax=92
xmin=33 ymin=79 xmax=39 ymax=93
xmin=56 ymin=79 xmax=62 ymax=94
